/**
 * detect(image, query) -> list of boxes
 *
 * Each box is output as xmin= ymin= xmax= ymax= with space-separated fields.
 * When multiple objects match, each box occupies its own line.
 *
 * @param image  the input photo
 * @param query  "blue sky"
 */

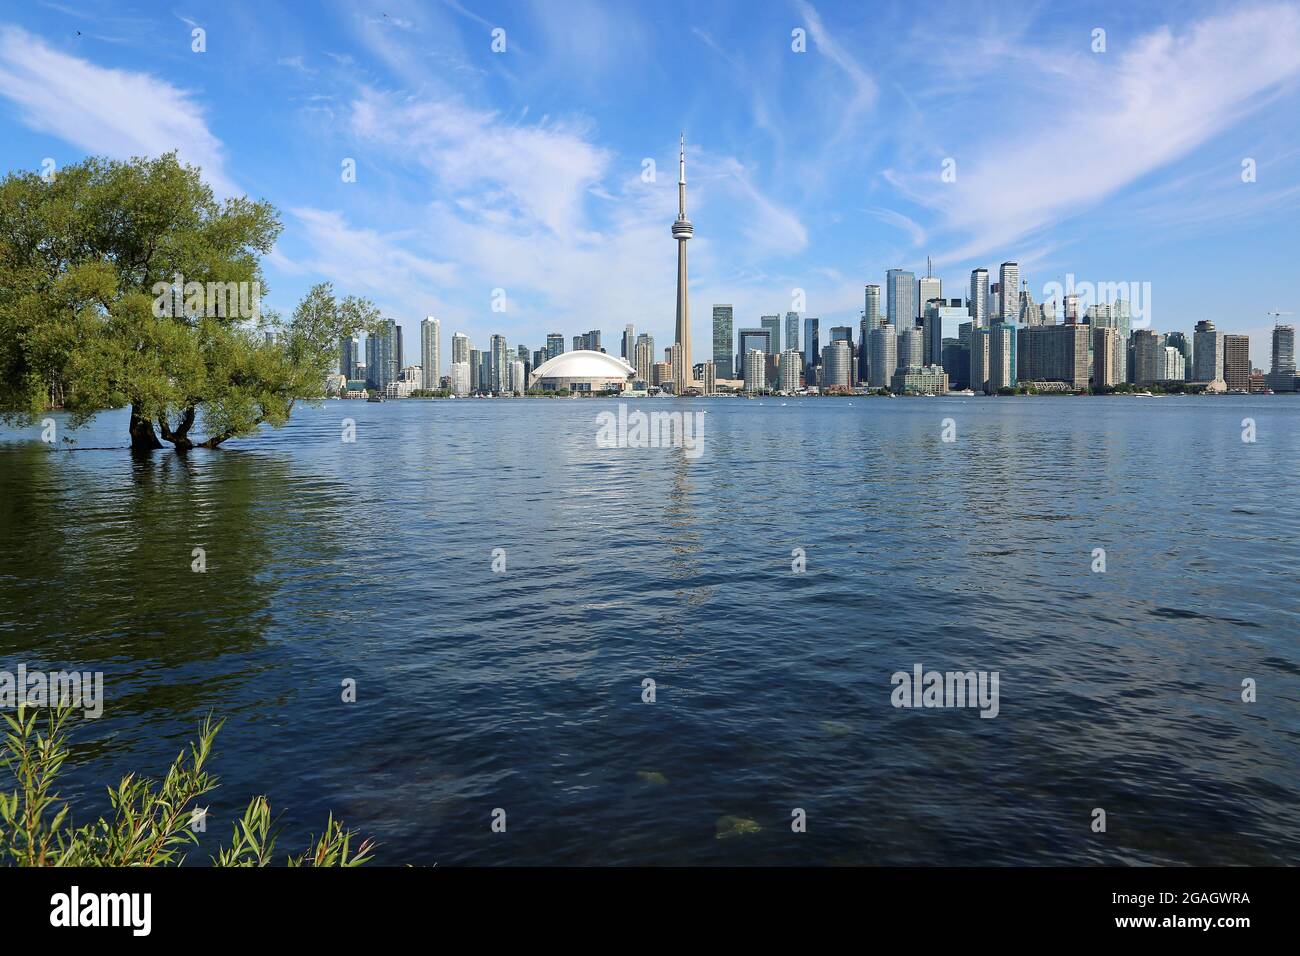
xmin=1 ymin=0 xmax=1298 ymax=368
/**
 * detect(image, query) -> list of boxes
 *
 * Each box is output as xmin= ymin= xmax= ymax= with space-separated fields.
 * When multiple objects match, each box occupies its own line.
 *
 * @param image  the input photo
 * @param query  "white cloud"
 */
xmin=894 ymin=4 xmax=1300 ymax=265
xmin=0 ymin=24 xmax=235 ymax=196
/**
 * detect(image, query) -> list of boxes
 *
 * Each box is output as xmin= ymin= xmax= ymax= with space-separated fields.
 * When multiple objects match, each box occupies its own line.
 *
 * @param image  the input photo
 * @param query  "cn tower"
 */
xmin=672 ymin=133 xmax=693 ymax=392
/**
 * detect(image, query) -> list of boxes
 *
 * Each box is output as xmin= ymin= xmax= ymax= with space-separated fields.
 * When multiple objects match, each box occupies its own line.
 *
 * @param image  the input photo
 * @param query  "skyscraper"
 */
xmin=339 ymin=335 xmax=359 ymax=379
xmin=868 ymin=325 xmax=897 ymax=389
xmin=784 ymin=311 xmax=800 ymax=355
xmin=420 ymin=316 xmax=441 ymax=391
xmin=917 ymin=273 xmax=941 ymax=323
xmin=887 ymin=269 xmax=916 ymax=330
xmin=803 ymin=317 xmax=820 ymax=379
xmin=490 ymin=333 xmax=509 ymax=393
xmin=1132 ymin=329 xmax=1165 ymax=386
xmin=760 ymin=315 xmax=781 ymax=355
xmin=711 ymin=305 xmax=734 ymax=379
xmin=863 ymin=284 xmax=882 ymax=332
xmin=999 ymin=263 xmax=1020 ymax=323
xmin=365 ymin=320 xmax=401 ymax=392
xmin=634 ymin=333 xmax=655 ymax=384
xmin=672 ymin=134 xmax=694 ymax=392
xmin=897 ymin=327 xmax=924 ymax=370
xmin=779 ymin=349 xmax=802 ymax=392
xmin=1268 ymin=324 xmax=1296 ymax=391
xmin=969 ymin=269 xmax=989 ymax=328
xmin=451 ymin=332 xmax=470 ymax=367
xmin=1193 ymin=320 xmax=1224 ymax=382
xmin=822 ymin=340 xmax=853 ymax=388
xmin=621 ymin=324 xmax=635 ymax=361
xmin=546 ymin=333 xmax=565 ymax=360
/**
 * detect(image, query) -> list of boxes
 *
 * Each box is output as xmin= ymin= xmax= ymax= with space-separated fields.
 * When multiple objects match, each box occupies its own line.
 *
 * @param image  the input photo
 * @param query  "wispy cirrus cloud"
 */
xmin=0 ymin=24 xmax=235 ymax=195
xmin=889 ymin=3 xmax=1300 ymax=266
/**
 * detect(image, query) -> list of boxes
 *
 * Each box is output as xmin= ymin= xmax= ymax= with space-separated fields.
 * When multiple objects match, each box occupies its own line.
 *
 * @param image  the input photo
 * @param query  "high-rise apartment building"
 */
xmin=451 ymin=332 xmax=470 ymax=366
xmin=1223 ymin=334 xmax=1250 ymax=391
xmin=1092 ymin=326 xmax=1119 ymax=389
xmin=779 ymin=349 xmax=802 ymax=392
xmin=988 ymin=322 xmax=1016 ymax=392
xmin=999 ymin=263 xmax=1019 ymax=323
xmin=1268 ymin=324 xmax=1296 ymax=391
xmin=1132 ymin=329 xmax=1165 ymax=386
xmin=1017 ymin=324 xmax=1089 ymax=390
xmin=743 ymin=349 xmax=765 ymax=392
xmin=420 ymin=316 xmax=441 ymax=391
xmin=634 ymin=333 xmax=655 ymax=384
xmin=365 ymin=320 xmax=401 ymax=392
xmin=1193 ymin=320 xmax=1224 ymax=382
xmin=339 ymin=335 xmax=359 ymax=379
xmin=968 ymin=269 xmax=989 ymax=328
xmin=621 ymin=324 xmax=635 ymax=361
xmin=864 ymin=284 xmax=883 ymax=331
xmin=897 ymin=327 xmax=925 ymax=371
xmin=868 ymin=324 xmax=897 ymax=389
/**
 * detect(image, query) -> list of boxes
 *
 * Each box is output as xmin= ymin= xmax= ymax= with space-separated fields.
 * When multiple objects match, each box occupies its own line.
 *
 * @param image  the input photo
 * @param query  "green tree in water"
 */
xmin=0 ymin=153 xmax=379 ymax=451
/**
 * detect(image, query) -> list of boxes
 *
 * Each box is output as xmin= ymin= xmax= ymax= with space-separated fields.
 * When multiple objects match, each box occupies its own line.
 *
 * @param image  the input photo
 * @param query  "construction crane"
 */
xmin=1267 ymin=310 xmax=1294 ymax=323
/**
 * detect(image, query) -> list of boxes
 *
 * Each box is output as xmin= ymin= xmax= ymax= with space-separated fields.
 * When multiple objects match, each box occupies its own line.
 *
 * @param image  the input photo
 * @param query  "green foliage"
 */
xmin=0 ymin=705 xmax=373 ymax=867
xmin=0 ymin=154 xmax=380 ymax=449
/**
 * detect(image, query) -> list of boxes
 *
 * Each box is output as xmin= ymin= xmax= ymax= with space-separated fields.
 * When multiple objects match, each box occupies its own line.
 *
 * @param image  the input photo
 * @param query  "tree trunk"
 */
xmin=158 ymin=406 xmax=196 ymax=451
xmin=129 ymin=403 xmax=163 ymax=453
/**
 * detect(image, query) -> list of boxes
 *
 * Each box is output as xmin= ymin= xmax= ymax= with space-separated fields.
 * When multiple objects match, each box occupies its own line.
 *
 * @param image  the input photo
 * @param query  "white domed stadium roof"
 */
xmin=531 ymin=350 xmax=635 ymax=382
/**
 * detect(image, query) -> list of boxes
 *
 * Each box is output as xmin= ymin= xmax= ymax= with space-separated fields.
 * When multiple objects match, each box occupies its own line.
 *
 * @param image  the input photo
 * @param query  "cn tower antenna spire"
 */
xmin=678 ymin=132 xmax=686 ymax=217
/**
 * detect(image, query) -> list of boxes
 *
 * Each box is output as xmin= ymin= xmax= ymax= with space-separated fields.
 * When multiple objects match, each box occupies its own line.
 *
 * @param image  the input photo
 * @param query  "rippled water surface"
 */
xmin=1 ymin=396 xmax=1297 ymax=865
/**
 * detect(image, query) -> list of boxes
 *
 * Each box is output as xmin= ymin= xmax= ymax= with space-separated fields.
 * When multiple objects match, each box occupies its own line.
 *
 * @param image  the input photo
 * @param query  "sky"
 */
xmin=1 ymin=0 xmax=1298 ymax=369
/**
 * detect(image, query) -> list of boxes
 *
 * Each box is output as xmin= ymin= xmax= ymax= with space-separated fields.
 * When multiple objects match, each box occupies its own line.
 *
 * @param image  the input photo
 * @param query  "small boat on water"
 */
xmin=367 ymin=393 xmax=385 ymax=403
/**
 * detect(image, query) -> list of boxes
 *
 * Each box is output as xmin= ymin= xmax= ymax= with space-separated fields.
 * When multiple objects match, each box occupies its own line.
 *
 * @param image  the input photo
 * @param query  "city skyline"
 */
xmin=1 ymin=2 xmax=1298 ymax=369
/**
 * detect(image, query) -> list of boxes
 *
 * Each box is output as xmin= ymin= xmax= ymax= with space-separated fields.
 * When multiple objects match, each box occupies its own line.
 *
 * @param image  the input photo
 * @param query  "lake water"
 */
xmin=1 ymin=396 xmax=1297 ymax=865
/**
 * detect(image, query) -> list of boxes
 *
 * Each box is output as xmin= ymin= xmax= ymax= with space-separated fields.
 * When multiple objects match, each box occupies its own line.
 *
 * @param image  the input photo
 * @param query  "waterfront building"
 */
xmin=1267 ymin=324 xmax=1297 ymax=391
xmin=897 ymin=327 xmax=925 ymax=370
xmin=712 ymin=305 xmax=734 ymax=379
xmin=1017 ymin=324 xmax=1090 ymax=390
xmin=652 ymin=361 xmax=670 ymax=386
xmin=634 ymin=333 xmax=655 ymax=385
xmin=743 ymin=348 xmax=766 ymax=392
xmin=1166 ymin=331 xmax=1193 ymax=381
xmin=420 ymin=317 xmax=441 ymax=391
xmin=1160 ymin=346 xmax=1186 ymax=382
xmin=1223 ymin=334 xmax=1250 ymax=391
xmin=821 ymin=340 xmax=852 ymax=388
xmin=701 ymin=360 xmax=717 ymax=395
xmin=668 ymin=344 xmax=684 ymax=394
xmin=1193 ymin=320 xmax=1224 ymax=382
xmin=989 ymin=322 xmax=1016 ymax=392
xmin=779 ymin=349 xmax=801 ymax=392
xmin=1132 ymin=329 xmax=1166 ymax=386
xmin=450 ymin=361 xmax=470 ymax=397
xmin=868 ymin=324 xmax=897 ymax=389
xmin=1092 ymin=326 xmax=1119 ymax=388
xmin=530 ymin=350 xmax=634 ymax=393
xmin=452 ymin=332 xmax=470 ymax=366
xmin=891 ymin=364 xmax=949 ymax=395
xmin=365 ymin=319 xmax=401 ymax=392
